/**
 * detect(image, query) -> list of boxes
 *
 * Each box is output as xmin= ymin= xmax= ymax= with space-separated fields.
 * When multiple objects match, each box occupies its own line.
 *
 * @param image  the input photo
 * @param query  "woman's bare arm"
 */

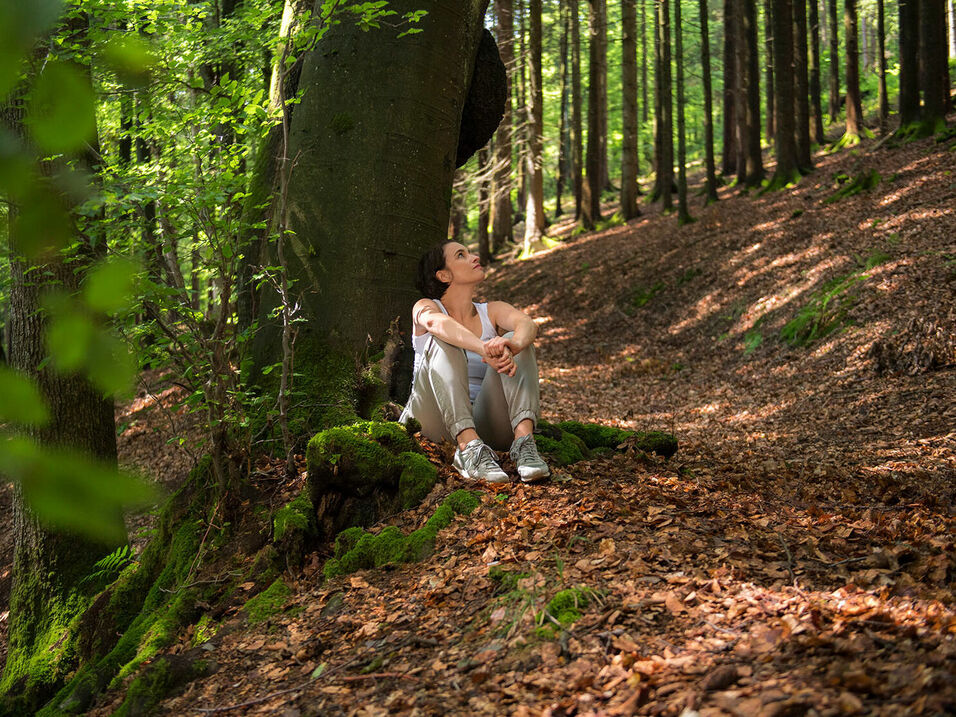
xmin=413 ymin=299 xmax=487 ymax=355
xmin=487 ymin=301 xmax=538 ymax=354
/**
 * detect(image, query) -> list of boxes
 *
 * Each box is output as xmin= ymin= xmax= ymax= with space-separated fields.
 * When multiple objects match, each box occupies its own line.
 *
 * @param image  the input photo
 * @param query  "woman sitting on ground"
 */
xmin=399 ymin=241 xmax=550 ymax=484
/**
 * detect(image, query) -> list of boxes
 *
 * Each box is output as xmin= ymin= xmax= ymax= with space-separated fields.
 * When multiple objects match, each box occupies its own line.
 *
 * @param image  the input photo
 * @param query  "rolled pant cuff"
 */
xmin=510 ymin=410 xmax=538 ymax=432
xmin=449 ymin=418 xmax=476 ymax=439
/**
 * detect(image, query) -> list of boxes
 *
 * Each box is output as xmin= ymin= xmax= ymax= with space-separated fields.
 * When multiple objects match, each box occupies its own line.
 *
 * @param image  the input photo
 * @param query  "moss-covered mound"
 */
xmin=537 ymin=586 xmax=594 ymax=637
xmin=323 ymin=489 xmax=480 ymax=579
xmin=306 ymin=420 xmax=437 ymax=541
xmin=273 ymin=489 xmax=315 ymax=567
xmin=535 ymin=420 xmax=678 ymax=465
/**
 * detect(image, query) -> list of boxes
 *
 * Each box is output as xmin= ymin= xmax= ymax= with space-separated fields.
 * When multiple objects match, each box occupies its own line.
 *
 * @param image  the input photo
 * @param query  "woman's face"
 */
xmin=437 ymin=242 xmax=484 ymax=286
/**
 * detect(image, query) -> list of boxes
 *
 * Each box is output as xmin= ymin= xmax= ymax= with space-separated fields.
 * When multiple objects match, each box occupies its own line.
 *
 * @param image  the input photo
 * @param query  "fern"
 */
xmin=81 ymin=544 xmax=135 ymax=585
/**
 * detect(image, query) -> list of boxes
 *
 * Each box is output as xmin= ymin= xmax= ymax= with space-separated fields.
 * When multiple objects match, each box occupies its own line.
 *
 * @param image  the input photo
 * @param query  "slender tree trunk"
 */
xmin=920 ymin=0 xmax=950 ymax=130
xmin=523 ymin=0 xmax=545 ymax=252
xmin=844 ymin=0 xmax=864 ymax=140
xmin=674 ymin=0 xmax=692 ymax=223
xmin=772 ymin=0 xmax=800 ymax=185
xmin=765 ymin=0 xmax=776 ymax=141
xmin=827 ymin=0 xmax=840 ymax=121
xmin=595 ymin=0 xmax=611 ymax=192
xmin=621 ymin=0 xmax=641 ymax=219
xmin=898 ymin=0 xmax=921 ymax=127
xmin=652 ymin=0 xmax=663 ymax=195
xmin=516 ymin=0 xmax=528 ymax=212
xmin=556 ymin=0 xmax=570 ymax=217
xmin=735 ymin=6 xmax=748 ymax=184
xmin=794 ymin=0 xmax=814 ymax=170
xmin=641 ymin=0 xmax=649 ymax=124
xmin=949 ymin=0 xmax=956 ymax=58
xmin=478 ymin=146 xmax=492 ymax=264
xmin=809 ymin=0 xmax=826 ymax=142
xmin=659 ymin=0 xmax=674 ymax=210
xmin=700 ymin=0 xmax=720 ymax=202
xmin=876 ymin=0 xmax=888 ymax=132
xmin=743 ymin=0 xmax=764 ymax=185
xmin=493 ymin=0 xmax=515 ymax=251
xmin=722 ymin=0 xmax=739 ymax=174
xmin=583 ymin=0 xmax=604 ymax=229
xmin=571 ymin=0 xmax=584 ymax=219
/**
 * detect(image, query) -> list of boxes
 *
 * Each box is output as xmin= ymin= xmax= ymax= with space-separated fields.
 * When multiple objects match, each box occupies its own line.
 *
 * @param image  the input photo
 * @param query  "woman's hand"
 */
xmin=482 ymin=339 xmax=516 ymax=376
xmin=484 ymin=335 xmax=522 ymax=358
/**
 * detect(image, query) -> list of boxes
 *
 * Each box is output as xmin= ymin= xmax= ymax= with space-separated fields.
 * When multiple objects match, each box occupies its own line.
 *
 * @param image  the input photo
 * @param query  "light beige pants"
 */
xmin=400 ymin=333 xmax=540 ymax=451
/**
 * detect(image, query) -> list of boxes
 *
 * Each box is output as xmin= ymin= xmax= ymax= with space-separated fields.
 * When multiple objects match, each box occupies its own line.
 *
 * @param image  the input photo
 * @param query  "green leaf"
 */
xmin=11 ymin=185 xmax=73 ymax=258
xmin=1 ymin=436 xmax=158 ymax=543
xmin=0 ymin=367 xmax=49 ymax=426
xmin=84 ymin=258 xmax=138 ymax=314
xmin=100 ymin=34 xmax=155 ymax=87
xmin=46 ymin=309 xmax=96 ymax=372
xmin=0 ymin=0 xmax=63 ymax=97
xmin=27 ymin=60 xmax=96 ymax=153
xmin=86 ymin=333 xmax=137 ymax=397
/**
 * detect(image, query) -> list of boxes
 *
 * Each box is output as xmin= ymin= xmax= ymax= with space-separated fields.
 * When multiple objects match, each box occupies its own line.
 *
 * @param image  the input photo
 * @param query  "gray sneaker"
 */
xmin=510 ymin=435 xmax=550 ymax=483
xmin=453 ymin=439 xmax=510 ymax=483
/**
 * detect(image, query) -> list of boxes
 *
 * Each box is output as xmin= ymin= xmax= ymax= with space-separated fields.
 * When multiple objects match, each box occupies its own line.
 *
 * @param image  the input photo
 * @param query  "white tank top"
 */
xmin=412 ymin=300 xmax=497 ymax=402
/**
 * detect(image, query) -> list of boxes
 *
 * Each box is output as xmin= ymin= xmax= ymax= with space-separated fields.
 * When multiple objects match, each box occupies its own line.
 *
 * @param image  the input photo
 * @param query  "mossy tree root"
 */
xmin=323 ymin=489 xmax=480 ymax=579
xmin=306 ymin=421 xmax=436 ymax=542
xmin=534 ymin=420 xmax=678 ymax=466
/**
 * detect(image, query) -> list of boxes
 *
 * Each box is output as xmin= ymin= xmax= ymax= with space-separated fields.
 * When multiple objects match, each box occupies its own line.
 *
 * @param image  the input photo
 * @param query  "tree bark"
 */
xmin=765 ymin=0 xmax=776 ymax=141
xmin=793 ymin=0 xmax=814 ymax=170
xmin=876 ymin=0 xmax=888 ymax=132
xmin=827 ymin=0 xmax=840 ymax=121
xmin=898 ymin=0 xmax=921 ymax=127
xmin=583 ymin=0 xmax=605 ymax=228
xmin=772 ymin=0 xmax=800 ymax=186
xmin=743 ymin=0 xmax=763 ymax=185
xmin=809 ymin=0 xmax=826 ymax=142
xmin=722 ymin=0 xmax=738 ymax=174
xmin=571 ymin=0 xmax=584 ymax=218
xmin=478 ymin=146 xmax=492 ymax=264
xmin=594 ymin=0 xmax=611 ymax=192
xmin=674 ymin=0 xmax=692 ymax=223
xmin=659 ymin=0 xmax=674 ymax=210
xmin=641 ymin=0 xmax=649 ymax=124
xmin=556 ymin=0 xmax=570 ymax=217
xmin=920 ymin=0 xmax=950 ymax=130
xmin=621 ymin=0 xmax=641 ymax=219
xmin=700 ymin=0 xmax=720 ymax=202
xmin=523 ymin=0 xmax=545 ymax=252
xmin=492 ymin=0 xmax=515 ymax=252
xmin=2 ymin=20 xmax=122 ymax=709
xmin=843 ymin=0 xmax=864 ymax=140
xmin=250 ymin=0 xmax=493 ymax=419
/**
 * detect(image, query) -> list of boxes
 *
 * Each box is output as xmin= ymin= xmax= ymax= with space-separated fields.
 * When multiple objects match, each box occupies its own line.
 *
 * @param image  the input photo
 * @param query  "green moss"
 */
xmin=488 ymin=567 xmax=530 ymax=594
xmin=397 ymin=452 xmax=438 ymax=509
xmin=112 ymin=655 xmax=210 ymax=717
xmin=190 ymin=615 xmax=218 ymax=647
xmin=323 ymin=490 xmax=480 ymax=579
xmin=557 ymin=421 xmax=631 ymax=449
xmin=307 ymin=425 xmax=396 ymax=496
xmin=273 ymin=490 xmax=314 ymax=543
xmin=536 ymin=587 xmax=593 ymax=638
xmin=534 ymin=431 xmax=588 ymax=466
xmin=825 ymin=169 xmax=881 ymax=203
xmin=243 ymin=579 xmax=292 ymax=625
xmin=632 ymin=431 xmax=679 ymax=459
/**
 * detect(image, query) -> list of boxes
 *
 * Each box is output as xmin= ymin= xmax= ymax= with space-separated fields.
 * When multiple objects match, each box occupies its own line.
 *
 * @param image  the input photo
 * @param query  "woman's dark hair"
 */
xmin=414 ymin=241 xmax=452 ymax=298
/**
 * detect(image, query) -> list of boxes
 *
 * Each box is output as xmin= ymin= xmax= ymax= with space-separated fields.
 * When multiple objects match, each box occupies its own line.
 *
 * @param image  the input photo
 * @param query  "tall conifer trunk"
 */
xmin=843 ymin=0 xmax=865 ymax=141
xmin=493 ymin=0 xmax=515 ymax=252
xmin=794 ymin=0 xmax=814 ymax=170
xmin=659 ymin=0 xmax=674 ymax=210
xmin=722 ymin=0 xmax=738 ymax=174
xmin=809 ymin=0 xmax=826 ymax=142
xmin=674 ymin=0 xmax=692 ymax=223
xmin=919 ymin=0 xmax=950 ymax=131
xmin=827 ymin=0 xmax=840 ymax=121
xmin=583 ymin=0 xmax=605 ymax=228
xmin=700 ymin=0 xmax=720 ymax=202
xmin=898 ymin=0 xmax=921 ymax=128
xmin=876 ymin=0 xmax=888 ymax=132
xmin=771 ymin=0 xmax=800 ymax=186
xmin=523 ymin=0 xmax=545 ymax=252
xmin=765 ymin=0 xmax=776 ymax=141
xmin=571 ymin=0 xmax=584 ymax=219
xmin=621 ymin=0 xmax=641 ymax=219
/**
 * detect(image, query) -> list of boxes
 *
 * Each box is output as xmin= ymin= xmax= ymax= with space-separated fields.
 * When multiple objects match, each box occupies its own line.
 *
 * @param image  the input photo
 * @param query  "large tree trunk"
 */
xmin=700 ymin=0 xmax=719 ymax=203
xmin=492 ymin=0 xmax=515 ymax=252
xmin=621 ymin=0 xmax=641 ymax=219
xmin=583 ymin=0 xmax=605 ymax=228
xmin=771 ymin=0 xmax=801 ymax=186
xmin=843 ymin=0 xmax=865 ymax=141
xmin=827 ymin=0 xmax=840 ymax=121
xmin=249 ymin=0 xmax=493 ymax=423
xmin=596 ymin=0 xmax=611 ymax=191
xmin=555 ymin=0 xmax=570 ymax=217
xmin=523 ymin=0 xmax=545 ymax=252
xmin=808 ymin=0 xmax=826 ymax=142
xmin=478 ymin=146 xmax=492 ymax=264
xmin=2 ymin=24 xmax=122 ymax=711
xmin=920 ymin=0 xmax=950 ymax=131
xmin=722 ymin=0 xmax=738 ymax=174
xmin=793 ymin=0 xmax=814 ymax=170
xmin=898 ymin=0 xmax=921 ymax=127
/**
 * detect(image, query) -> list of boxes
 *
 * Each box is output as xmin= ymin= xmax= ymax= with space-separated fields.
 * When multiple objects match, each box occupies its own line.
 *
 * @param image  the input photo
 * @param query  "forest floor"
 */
xmin=2 ymin=129 xmax=955 ymax=716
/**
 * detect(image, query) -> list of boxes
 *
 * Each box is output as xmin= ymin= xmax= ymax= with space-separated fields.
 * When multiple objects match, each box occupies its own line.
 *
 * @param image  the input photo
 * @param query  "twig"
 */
xmin=776 ymin=532 xmax=798 ymax=588
xmin=194 ymin=680 xmax=313 ymax=714
xmin=808 ymin=555 xmax=867 ymax=567
xmin=703 ymin=619 xmax=745 ymax=637
xmin=339 ymin=672 xmax=419 ymax=682
xmin=159 ymin=571 xmax=241 ymax=594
